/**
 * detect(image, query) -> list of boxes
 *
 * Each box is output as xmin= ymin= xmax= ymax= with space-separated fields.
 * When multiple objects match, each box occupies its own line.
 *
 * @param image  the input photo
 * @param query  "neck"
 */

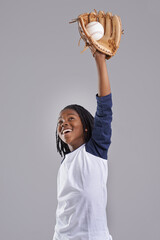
xmin=68 ymin=140 xmax=85 ymax=152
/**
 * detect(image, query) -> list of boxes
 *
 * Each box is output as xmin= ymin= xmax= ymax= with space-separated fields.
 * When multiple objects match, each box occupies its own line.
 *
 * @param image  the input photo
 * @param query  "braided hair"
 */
xmin=56 ymin=104 xmax=94 ymax=159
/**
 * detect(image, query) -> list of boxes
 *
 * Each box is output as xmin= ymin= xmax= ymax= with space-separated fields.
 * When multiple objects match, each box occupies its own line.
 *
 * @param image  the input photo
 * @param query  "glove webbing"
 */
xmin=70 ymin=19 xmax=96 ymax=56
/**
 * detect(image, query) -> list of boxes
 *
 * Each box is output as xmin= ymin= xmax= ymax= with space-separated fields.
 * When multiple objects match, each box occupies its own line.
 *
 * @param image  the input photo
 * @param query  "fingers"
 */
xmin=105 ymin=12 xmax=112 ymax=38
xmin=88 ymin=11 xmax=97 ymax=22
xmin=98 ymin=11 xmax=105 ymax=30
xmin=111 ymin=15 xmax=121 ymax=46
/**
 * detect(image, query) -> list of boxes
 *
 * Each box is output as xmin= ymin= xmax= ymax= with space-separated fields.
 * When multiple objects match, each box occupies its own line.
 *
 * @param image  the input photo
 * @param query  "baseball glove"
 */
xmin=69 ymin=9 xmax=124 ymax=59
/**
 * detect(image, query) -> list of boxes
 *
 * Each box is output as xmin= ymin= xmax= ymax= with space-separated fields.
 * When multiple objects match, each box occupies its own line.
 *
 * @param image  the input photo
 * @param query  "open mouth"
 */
xmin=62 ymin=129 xmax=73 ymax=135
xmin=64 ymin=131 xmax=72 ymax=135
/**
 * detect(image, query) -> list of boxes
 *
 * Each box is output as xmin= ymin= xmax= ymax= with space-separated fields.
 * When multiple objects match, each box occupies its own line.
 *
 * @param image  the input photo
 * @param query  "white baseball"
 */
xmin=86 ymin=21 xmax=104 ymax=40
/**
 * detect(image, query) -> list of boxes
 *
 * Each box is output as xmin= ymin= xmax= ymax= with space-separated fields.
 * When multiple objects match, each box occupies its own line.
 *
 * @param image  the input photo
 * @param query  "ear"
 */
xmin=85 ymin=128 xmax=88 ymax=132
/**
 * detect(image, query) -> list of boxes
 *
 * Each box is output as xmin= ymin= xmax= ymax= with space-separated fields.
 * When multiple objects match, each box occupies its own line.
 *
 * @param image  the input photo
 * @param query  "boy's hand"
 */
xmin=69 ymin=10 xmax=123 ymax=60
xmin=94 ymin=51 xmax=106 ymax=62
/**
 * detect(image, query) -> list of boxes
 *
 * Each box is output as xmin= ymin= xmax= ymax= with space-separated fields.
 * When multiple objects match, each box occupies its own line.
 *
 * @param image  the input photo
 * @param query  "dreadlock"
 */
xmin=56 ymin=104 xmax=94 ymax=159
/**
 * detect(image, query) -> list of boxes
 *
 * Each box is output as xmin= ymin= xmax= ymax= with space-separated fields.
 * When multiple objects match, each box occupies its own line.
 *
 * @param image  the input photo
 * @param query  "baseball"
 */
xmin=86 ymin=21 xmax=104 ymax=41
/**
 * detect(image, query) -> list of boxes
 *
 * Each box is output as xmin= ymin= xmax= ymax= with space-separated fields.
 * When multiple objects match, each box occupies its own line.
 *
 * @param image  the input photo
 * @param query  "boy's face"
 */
xmin=57 ymin=108 xmax=87 ymax=151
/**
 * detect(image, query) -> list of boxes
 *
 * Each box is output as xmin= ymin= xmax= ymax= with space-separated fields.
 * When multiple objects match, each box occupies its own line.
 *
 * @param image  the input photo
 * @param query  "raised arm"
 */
xmin=94 ymin=51 xmax=111 ymax=96
xmin=85 ymin=51 xmax=113 ymax=160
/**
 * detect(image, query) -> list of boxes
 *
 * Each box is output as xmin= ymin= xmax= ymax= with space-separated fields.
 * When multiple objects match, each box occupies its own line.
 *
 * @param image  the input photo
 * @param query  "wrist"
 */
xmin=95 ymin=57 xmax=106 ymax=67
xmin=95 ymin=51 xmax=106 ymax=62
xmin=95 ymin=57 xmax=106 ymax=65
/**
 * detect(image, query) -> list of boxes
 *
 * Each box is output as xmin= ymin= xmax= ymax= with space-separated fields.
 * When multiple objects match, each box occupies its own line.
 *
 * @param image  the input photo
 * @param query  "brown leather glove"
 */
xmin=69 ymin=9 xmax=124 ymax=60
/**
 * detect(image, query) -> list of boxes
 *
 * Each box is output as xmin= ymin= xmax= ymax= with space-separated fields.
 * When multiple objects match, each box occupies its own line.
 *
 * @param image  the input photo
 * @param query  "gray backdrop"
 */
xmin=1 ymin=0 xmax=160 ymax=240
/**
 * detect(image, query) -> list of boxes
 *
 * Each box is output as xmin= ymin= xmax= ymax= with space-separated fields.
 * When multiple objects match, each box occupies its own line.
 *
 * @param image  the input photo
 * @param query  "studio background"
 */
xmin=1 ymin=0 xmax=159 ymax=240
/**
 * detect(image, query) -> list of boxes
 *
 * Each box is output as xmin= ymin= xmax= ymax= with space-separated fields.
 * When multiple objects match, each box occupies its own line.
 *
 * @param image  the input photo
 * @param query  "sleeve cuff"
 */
xmin=96 ymin=92 xmax=112 ymax=104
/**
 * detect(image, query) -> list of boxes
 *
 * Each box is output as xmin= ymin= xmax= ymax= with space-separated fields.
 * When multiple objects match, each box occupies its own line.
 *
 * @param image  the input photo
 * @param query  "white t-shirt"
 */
xmin=53 ymin=93 xmax=113 ymax=240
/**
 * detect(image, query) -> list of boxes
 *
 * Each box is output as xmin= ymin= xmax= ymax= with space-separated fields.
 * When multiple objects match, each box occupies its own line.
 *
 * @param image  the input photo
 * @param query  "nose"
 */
xmin=62 ymin=122 xmax=68 ymax=127
xmin=61 ymin=120 xmax=69 ymax=127
xmin=60 ymin=121 xmax=69 ymax=133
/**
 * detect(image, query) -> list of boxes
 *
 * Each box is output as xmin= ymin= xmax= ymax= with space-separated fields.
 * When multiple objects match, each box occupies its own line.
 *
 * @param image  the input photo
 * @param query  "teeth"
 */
xmin=63 ymin=129 xmax=72 ymax=134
